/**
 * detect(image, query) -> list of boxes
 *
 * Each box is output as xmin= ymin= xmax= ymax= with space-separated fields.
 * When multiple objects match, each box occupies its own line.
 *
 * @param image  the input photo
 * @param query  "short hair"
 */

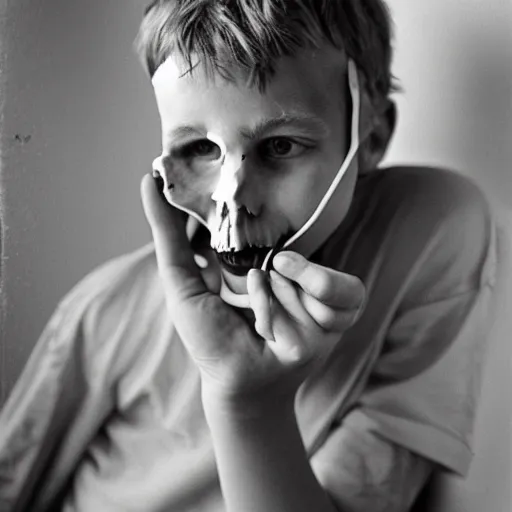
xmin=134 ymin=0 xmax=400 ymax=106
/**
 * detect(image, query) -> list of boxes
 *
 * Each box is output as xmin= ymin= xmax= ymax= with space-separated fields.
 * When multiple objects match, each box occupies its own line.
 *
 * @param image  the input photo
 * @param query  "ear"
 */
xmin=360 ymin=99 xmax=397 ymax=172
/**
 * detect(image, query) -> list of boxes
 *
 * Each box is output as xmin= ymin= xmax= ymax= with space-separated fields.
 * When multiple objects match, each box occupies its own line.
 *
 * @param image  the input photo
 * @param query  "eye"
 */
xmin=260 ymin=137 xmax=307 ymax=159
xmin=179 ymin=139 xmax=222 ymax=160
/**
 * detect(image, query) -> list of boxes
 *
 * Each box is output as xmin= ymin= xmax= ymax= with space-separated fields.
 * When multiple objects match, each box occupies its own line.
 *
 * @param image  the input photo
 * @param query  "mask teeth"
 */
xmin=211 ymin=201 xmax=279 ymax=253
xmin=220 ymin=219 xmax=229 ymax=252
xmin=212 ymin=201 xmax=226 ymax=251
xmin=264 ymin=224 xmax=275 ymax=248
xmin=243 ymin=213 xmax=251 ymax=251
xmin=223 ymin=207 xmax=232 ymax=251
xmin=211 ymin=202 xmax=240 ymax=252
xmin=229 ymin=201 xmax=239 ymax=250
xmin=242 ymin=215 xmax=277 ymax=251
xmin=242 ymin=212 xmax=265 ymax=251
xmin=210 ymin=202 xmax=219 ymax=249
xmin=247 ymin=219 xmax=260 ymax=251
xmin=250 ymin=219 xmax=275 ymax=250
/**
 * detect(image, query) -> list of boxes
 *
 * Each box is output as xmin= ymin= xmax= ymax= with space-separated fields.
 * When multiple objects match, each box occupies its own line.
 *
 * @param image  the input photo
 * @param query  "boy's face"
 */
xmin=152 ymin=43 xmax=358 ymax=275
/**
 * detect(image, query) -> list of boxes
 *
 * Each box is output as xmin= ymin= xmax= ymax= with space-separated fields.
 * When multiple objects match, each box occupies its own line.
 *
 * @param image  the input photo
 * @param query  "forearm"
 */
xmin=203 ymin=395 xmax=339 ymax=512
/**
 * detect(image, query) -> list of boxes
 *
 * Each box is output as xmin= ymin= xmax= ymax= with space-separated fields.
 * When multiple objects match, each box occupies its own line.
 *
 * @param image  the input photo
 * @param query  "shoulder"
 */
xmin=373 ymin=165 xmax=491 ymax=226
xmin=54 ymin=242 xmax=165 ymax=380
xmin=57 ymin=241 xmax=161 ymax=316
xmin=364 ymin=166 xmax=496 ymax=303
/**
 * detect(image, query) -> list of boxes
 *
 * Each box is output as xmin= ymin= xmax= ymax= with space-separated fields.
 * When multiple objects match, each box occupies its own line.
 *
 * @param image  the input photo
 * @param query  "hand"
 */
xmin=141 ymin=173 xmax=366 ymax=408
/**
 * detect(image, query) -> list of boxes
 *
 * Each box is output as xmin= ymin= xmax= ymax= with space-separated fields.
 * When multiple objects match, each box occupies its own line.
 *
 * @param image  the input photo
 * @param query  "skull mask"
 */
xmin=152 ymin=59 xmax=365 ymax=308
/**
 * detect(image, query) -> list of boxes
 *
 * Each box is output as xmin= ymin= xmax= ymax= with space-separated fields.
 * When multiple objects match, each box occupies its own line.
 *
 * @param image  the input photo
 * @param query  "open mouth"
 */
xmin=215 ymin=246 xmax=274 ymax=275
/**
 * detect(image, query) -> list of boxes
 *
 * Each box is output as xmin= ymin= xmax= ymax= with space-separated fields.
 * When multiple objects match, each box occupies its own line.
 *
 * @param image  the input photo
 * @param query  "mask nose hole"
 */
xmin=152 ymin=168 xmax=174 ymax=190
xmin=152 ymin=155 xmax=176 ymax=191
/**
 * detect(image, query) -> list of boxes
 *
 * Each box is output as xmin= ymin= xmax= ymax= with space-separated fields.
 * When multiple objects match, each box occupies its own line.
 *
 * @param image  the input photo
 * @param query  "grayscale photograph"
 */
xmin=0 ymin=1 xmax=511 ymax=511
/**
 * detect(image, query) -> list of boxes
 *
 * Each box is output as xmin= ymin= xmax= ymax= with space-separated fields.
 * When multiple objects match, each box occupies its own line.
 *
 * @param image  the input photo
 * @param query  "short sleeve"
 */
xmin=355 ymin=283 xmax=496 ymax=476
xmin=345 ymin=203 xmax=498 ymax=476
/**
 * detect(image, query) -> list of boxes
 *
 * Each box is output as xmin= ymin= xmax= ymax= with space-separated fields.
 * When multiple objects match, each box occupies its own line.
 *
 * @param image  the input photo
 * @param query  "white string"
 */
xmin=261 ymin=59 xmax=360 ymax=272
xmin=220 ymin=59 xmax=361 ymax=308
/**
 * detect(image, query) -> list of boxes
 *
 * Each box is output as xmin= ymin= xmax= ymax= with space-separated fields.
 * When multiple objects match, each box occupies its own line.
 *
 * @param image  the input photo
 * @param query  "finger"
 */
xmin=272 ymin=251 xmax=365 ymax=308
xmin=268 ymin=270 xmax=310 ymax=328
xmin=197 ymin=255 xmax=222 ymax=295
xmin=298 ymin=289 xmax=364 ymax=331
xmin=189 ymin=216 xmax=222 ymax=295
xmin=266 ymin=271 xmax=314 ymax=365
xmin=140 ymin=173 xmax=207 ymax=306
xmin=247 ymin=270 xmax=306 ymax=365
xmin=247 ymin=269 xmax=274 ymax=341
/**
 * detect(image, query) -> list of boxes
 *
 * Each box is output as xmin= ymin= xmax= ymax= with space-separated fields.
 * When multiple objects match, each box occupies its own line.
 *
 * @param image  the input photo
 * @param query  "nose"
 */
xmin=211 ymin=152 xmax=262 ymax=216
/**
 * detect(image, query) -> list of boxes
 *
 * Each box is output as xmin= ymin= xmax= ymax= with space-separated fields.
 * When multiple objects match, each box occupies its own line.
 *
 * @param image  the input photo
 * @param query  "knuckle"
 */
xmin=316 ymin=307 xmax=338 ymax=331
xmin=288 ymin=344 xmax=304 ymax=363
xmin=287 ymin=343 xmax=313 ymax=365
xmin=309 ymin=271 xmax=332 ymax=300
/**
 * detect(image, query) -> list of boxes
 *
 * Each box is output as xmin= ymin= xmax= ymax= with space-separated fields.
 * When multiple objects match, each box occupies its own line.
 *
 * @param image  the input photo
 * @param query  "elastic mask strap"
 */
xmin=261 ymin=58 xmax=361 ymax=271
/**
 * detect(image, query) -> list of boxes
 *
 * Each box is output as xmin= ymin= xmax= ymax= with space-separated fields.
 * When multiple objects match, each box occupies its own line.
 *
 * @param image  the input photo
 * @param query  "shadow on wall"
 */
xmin=0 ymin=0 xmax=159 ymax=403
xmin=385 ymin=0 xmax=512 ymax=207
xmin=457 ymin=17 xmax=512 ymax=193
xmin=0 ymin=0 xmax=8 ymax=405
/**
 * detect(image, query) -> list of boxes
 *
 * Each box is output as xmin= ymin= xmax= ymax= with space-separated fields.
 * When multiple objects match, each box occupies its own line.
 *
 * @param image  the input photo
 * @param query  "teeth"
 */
xmin=211 ymin=200 xmax=281 ymax=253
xmin=219 ymin=245 xmax=273 ymax=269
xmin=263 ymin=223 xmax=276 ymax=248
xmin=229 ymin=201 xmax=239 ymax=250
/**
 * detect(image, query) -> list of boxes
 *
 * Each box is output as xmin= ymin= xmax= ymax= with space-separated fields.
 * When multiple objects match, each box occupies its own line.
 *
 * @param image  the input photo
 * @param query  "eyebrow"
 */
xmin=166 ymin=113 xmax=330 ymax=144
xmin=241 ymin=113 xmax=330 ymax=140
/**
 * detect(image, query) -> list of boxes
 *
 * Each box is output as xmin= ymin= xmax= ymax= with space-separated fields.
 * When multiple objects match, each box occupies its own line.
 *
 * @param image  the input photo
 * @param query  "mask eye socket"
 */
xmin=177 ymin=139 xmax=222 ymax=161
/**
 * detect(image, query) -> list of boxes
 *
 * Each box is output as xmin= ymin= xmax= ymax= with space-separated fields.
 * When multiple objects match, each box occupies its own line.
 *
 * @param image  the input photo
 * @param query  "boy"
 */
xmin=0 ymin=1 xmax=496 ymax=511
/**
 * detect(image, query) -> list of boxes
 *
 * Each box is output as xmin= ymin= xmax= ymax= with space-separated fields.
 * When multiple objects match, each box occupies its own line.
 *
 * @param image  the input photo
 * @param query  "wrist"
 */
xmin=201 ymin=383 xmax=297 ymax=424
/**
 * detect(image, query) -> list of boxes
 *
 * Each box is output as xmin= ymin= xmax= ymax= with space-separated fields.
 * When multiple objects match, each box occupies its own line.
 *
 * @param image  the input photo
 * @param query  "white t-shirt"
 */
xmin=0 ymin=166 xmax=497 ymax=511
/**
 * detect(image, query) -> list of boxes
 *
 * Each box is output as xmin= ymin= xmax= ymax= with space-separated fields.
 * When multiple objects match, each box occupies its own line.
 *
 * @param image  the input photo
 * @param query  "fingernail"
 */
xmin=194 ymin=254 xmax=208 ymax=269
xmin=272 ymin=251 xmax=298 ymax=272
xmin=248 ymin=268 xmax=259 ymax=278
xmin=248 ymin=268 xmax=262 ymax=286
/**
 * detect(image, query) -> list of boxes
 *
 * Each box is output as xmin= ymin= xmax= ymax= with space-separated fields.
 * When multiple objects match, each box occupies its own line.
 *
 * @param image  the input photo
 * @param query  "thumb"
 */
xmin=140 ymin=172 xmax=207 ymax=305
